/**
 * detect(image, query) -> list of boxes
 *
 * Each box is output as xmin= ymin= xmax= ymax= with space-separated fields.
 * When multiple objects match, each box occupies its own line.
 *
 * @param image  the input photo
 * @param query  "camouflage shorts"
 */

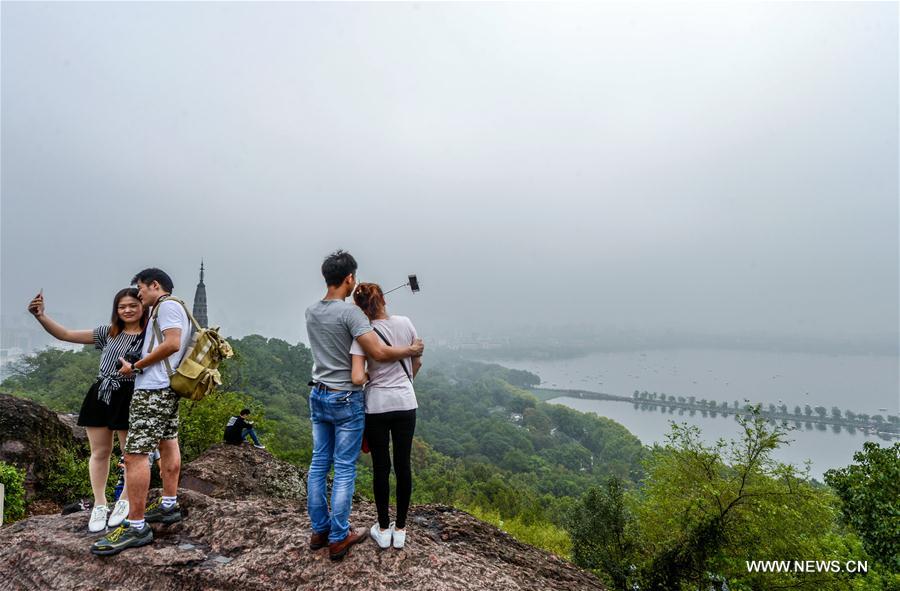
xmin=124 ymin=387 xmax=180 ymax=454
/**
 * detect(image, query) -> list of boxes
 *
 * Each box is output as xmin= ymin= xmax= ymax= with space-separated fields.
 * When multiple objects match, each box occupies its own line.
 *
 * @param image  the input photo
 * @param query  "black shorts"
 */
xmin=77 ymin=380 xmax=134 ymax=431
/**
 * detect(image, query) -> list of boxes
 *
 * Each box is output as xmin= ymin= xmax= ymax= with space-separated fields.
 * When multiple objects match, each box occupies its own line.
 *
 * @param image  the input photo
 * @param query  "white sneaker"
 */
xmin=370 ymin=522 xmax=392 ymax=549
xmin=392 ymin=523 xmax=406 ymax=549
xmin=88 ymin=505 xmax=109 ymax=533
xmin=108 ymin=499 xmax=129 ymax=528
xmin=253 ymin=444 xmax=266 ymax=449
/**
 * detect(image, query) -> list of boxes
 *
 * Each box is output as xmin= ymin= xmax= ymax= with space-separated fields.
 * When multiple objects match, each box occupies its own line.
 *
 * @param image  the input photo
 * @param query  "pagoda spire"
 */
xmin=192 ymin=260 xmax=209 ymax=328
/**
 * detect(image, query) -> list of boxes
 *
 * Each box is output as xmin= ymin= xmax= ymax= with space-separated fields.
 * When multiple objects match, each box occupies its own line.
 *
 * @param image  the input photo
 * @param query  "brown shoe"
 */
xmin=328 ymin=528 xmax=367 ymax=561
xmin=309 ymin=529 xmax=330 ymax=551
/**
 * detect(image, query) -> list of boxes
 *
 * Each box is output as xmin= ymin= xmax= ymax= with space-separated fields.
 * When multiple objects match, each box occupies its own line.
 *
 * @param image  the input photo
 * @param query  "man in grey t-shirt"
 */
xmin=304 ymin=250 xmax=423 ymax=561
xmin=305 ymin=299 xmax=372 ymax=391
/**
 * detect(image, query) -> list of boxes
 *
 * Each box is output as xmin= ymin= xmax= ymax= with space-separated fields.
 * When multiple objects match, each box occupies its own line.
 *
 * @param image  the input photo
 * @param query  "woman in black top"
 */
xmin=28 ymin=287 xmax=148 ymax=532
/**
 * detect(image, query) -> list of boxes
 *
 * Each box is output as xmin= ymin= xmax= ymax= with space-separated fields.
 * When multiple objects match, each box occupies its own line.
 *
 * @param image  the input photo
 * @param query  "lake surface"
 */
xmin=491 ymin=349 xmax=899 ymax=479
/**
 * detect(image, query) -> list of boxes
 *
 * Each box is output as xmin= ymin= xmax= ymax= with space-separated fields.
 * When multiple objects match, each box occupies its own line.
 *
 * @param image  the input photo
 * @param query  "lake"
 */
xmin=490 ymin=349 xmax=899 ymax=479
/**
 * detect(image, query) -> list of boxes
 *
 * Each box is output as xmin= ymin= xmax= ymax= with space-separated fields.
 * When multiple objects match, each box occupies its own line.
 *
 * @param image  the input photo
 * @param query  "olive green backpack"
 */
xmin=148 ymin=296 xmax=234 ymax=401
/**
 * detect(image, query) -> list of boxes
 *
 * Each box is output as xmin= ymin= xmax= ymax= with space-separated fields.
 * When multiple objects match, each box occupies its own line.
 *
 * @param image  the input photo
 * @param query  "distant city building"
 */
xmin=192 ymin=261 xmax=209 ymax=328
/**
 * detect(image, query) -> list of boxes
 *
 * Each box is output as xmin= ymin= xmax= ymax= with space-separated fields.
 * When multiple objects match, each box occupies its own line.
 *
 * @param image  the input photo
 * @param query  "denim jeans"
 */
xmin=241 ymin=427 xmax=261 ymax=445
xmin=306 ymin=386 xmax=365 ymax=544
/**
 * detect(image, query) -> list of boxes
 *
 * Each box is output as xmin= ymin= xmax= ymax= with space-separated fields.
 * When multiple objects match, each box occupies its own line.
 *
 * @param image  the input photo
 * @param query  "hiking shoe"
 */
xmin=88 ymin=505 xmax=109 ymax=533
xmin=253 ymin=444 xmax=266 ymax=449
xmin=370 ymin=522 xmax=392 ymax=549
xmin=108 ymin=499 xmax=129 ymax=528
xmin=392 ymin=524 xmax=406 ymax=549
xmin=144 ymin=498 xmax=183 ymax=524
xmin=329 ymin=528 xmax=367 ymax=561
xmin=91 ymin=523 xmax=153 ymax=556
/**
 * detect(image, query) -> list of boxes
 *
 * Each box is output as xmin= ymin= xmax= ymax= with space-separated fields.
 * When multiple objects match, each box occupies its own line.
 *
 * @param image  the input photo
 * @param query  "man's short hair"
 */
xmin=240 ymin=408 xmax=251 ymax=416
xmin=321 ymin=250 xmax=358 ymax=287
xmin=131 ymin=268 xmax=174 ymax=293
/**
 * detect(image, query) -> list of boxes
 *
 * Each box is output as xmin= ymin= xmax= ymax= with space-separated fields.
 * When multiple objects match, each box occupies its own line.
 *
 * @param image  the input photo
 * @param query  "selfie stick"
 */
xmin=383 ymin=283 xmax=407 ymax=295
xmin=384 ymin=274 xmax=420 ymax=295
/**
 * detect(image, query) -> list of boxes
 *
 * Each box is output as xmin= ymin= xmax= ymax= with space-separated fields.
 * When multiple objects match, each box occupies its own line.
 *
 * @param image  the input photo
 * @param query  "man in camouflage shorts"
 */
xmin=92 ymin=268 xmax=192 ymax=556
xmin=126 ymin=388 xmax=180 ymax=452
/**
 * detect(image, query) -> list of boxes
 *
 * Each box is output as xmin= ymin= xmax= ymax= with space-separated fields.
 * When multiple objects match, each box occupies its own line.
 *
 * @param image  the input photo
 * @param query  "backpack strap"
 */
xmin=371 ymin=326 xmax=412 ymax=382
xmin=153 ymin=295 xmax=202 ymax=332
xmin=147 ymin=295 xmax=199 ymax=377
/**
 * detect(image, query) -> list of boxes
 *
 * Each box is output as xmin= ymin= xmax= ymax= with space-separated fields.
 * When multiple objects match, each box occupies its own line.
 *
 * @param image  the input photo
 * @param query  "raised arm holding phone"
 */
xmin=28 ymin=288 xmax=147 ymax=533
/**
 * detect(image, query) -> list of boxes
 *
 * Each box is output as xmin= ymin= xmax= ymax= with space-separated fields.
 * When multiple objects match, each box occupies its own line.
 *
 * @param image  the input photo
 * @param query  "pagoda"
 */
xmin=192 ymin=261 xmax=209 ymax=328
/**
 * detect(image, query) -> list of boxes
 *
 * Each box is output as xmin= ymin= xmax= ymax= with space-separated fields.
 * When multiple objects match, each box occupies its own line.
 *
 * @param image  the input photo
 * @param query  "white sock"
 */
xmin=161 ymin=496 xmax=177 ymax=509
xmin=129 ymin=519 xmax=145 ymax=530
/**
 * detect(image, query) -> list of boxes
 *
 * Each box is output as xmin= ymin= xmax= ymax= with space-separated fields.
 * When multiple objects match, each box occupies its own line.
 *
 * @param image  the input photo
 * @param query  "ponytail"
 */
xmin=353 ymin=283 xmax=386 ymax=321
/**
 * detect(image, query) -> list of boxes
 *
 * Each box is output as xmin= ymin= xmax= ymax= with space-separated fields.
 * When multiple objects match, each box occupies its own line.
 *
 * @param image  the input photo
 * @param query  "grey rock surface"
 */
xmin=0 ymin=490 xmax=603 ymax=590
xmin=180 ymin=443 xmax=306 ymax=502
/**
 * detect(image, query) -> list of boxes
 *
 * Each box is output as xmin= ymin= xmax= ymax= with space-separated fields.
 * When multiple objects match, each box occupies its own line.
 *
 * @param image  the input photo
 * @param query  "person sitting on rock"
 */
xmin=224 ymin=409 xmax=265 ymax=449
xmin=27 ymin=287 xmax=147 ymax=533
xmin=304 ymin=250 xmax=424 ymax=561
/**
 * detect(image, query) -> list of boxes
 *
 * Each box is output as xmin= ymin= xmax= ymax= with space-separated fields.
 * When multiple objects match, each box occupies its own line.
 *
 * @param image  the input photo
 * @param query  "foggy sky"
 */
xmin=2 ymin=2 xmax=897 ymax=349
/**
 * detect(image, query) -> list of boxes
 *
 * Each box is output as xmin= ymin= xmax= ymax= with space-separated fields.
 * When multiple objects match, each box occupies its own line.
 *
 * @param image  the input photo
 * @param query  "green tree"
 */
xmin=2 ymin=347 xmax=100 ymax=411
xmin=567 ymin=477 xmax=636 ymax=590
xmin=629 ymin=409 xmax=854 ymax=591
xmin=825 ymin=442 xmax=900 ymax=571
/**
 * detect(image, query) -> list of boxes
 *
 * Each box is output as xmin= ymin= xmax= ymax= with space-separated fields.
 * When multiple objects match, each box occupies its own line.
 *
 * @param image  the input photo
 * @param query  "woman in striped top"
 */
xmin=28 ymin=287 xmax=148 ymax=532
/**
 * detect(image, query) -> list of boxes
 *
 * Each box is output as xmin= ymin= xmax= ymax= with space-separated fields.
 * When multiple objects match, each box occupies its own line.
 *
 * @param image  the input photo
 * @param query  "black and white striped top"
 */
xmin=93 ymin=325 xmax=144 ymax=404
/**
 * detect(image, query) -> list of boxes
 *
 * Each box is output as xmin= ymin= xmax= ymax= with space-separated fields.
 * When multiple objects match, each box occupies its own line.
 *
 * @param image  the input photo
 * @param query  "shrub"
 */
xmin=0 ymin=461 xmax=26 ymax=523
xmin=43 ymin=447 xmax=115 ymax=502
xmin=467 ymin=505 xmax=572 ymax=559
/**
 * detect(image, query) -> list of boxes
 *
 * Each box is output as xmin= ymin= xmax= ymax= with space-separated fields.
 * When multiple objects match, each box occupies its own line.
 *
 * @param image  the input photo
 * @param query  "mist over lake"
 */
xmin=488 ymin=348 xmax=899 ymax=479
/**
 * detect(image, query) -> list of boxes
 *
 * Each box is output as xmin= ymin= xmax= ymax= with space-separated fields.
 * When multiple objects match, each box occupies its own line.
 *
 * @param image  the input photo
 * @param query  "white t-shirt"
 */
xmin=350 ymin=315 xmax=418 ymax=414
xmin=135 ymin=299 xmax=192 ymax=390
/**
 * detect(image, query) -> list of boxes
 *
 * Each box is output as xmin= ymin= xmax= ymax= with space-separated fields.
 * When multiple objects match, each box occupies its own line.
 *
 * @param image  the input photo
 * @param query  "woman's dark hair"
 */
xmin=353 ymin=283 xmax=386 ymax=321
xmin=131 ymin=268 xmax=174 ymax=293
xmin=240 ymin=409 xmax=251 ymax=416
xmin=321 ymin=250 xmax=357 ymax=287
xmin=109 ymin=288 xmax=148 ymax=339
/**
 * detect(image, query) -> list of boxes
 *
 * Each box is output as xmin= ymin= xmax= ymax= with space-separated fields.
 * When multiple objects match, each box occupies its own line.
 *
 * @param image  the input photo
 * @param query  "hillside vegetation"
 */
xmin=4 ymin=339 xmax=897 ymax=590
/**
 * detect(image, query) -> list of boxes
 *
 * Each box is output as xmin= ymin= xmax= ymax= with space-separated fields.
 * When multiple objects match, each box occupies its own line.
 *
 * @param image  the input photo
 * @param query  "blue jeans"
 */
xmin=306 ymin=386 xmax=365 ymax=544
xmin=242 ymin=427 xmax=261 ymax=445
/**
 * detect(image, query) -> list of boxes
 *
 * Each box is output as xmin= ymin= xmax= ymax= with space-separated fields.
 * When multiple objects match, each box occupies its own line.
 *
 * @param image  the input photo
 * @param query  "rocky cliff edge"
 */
xmin=0 ymin=396 xmax=604 ymax=591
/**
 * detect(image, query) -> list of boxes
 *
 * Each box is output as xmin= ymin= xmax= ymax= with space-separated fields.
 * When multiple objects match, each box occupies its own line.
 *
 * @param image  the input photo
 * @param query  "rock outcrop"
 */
xmin=0 ymin=393 xmax=86 ymax=500
xmin=55 ymin=413 xmax=88 ymax=444
xmin=180 ymin=443 xmax=306 ymax=501
xmin=0 ymin=489 xmax=602 ymax=590
xmin=0 ymin=401 xmax=604 ymax=590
